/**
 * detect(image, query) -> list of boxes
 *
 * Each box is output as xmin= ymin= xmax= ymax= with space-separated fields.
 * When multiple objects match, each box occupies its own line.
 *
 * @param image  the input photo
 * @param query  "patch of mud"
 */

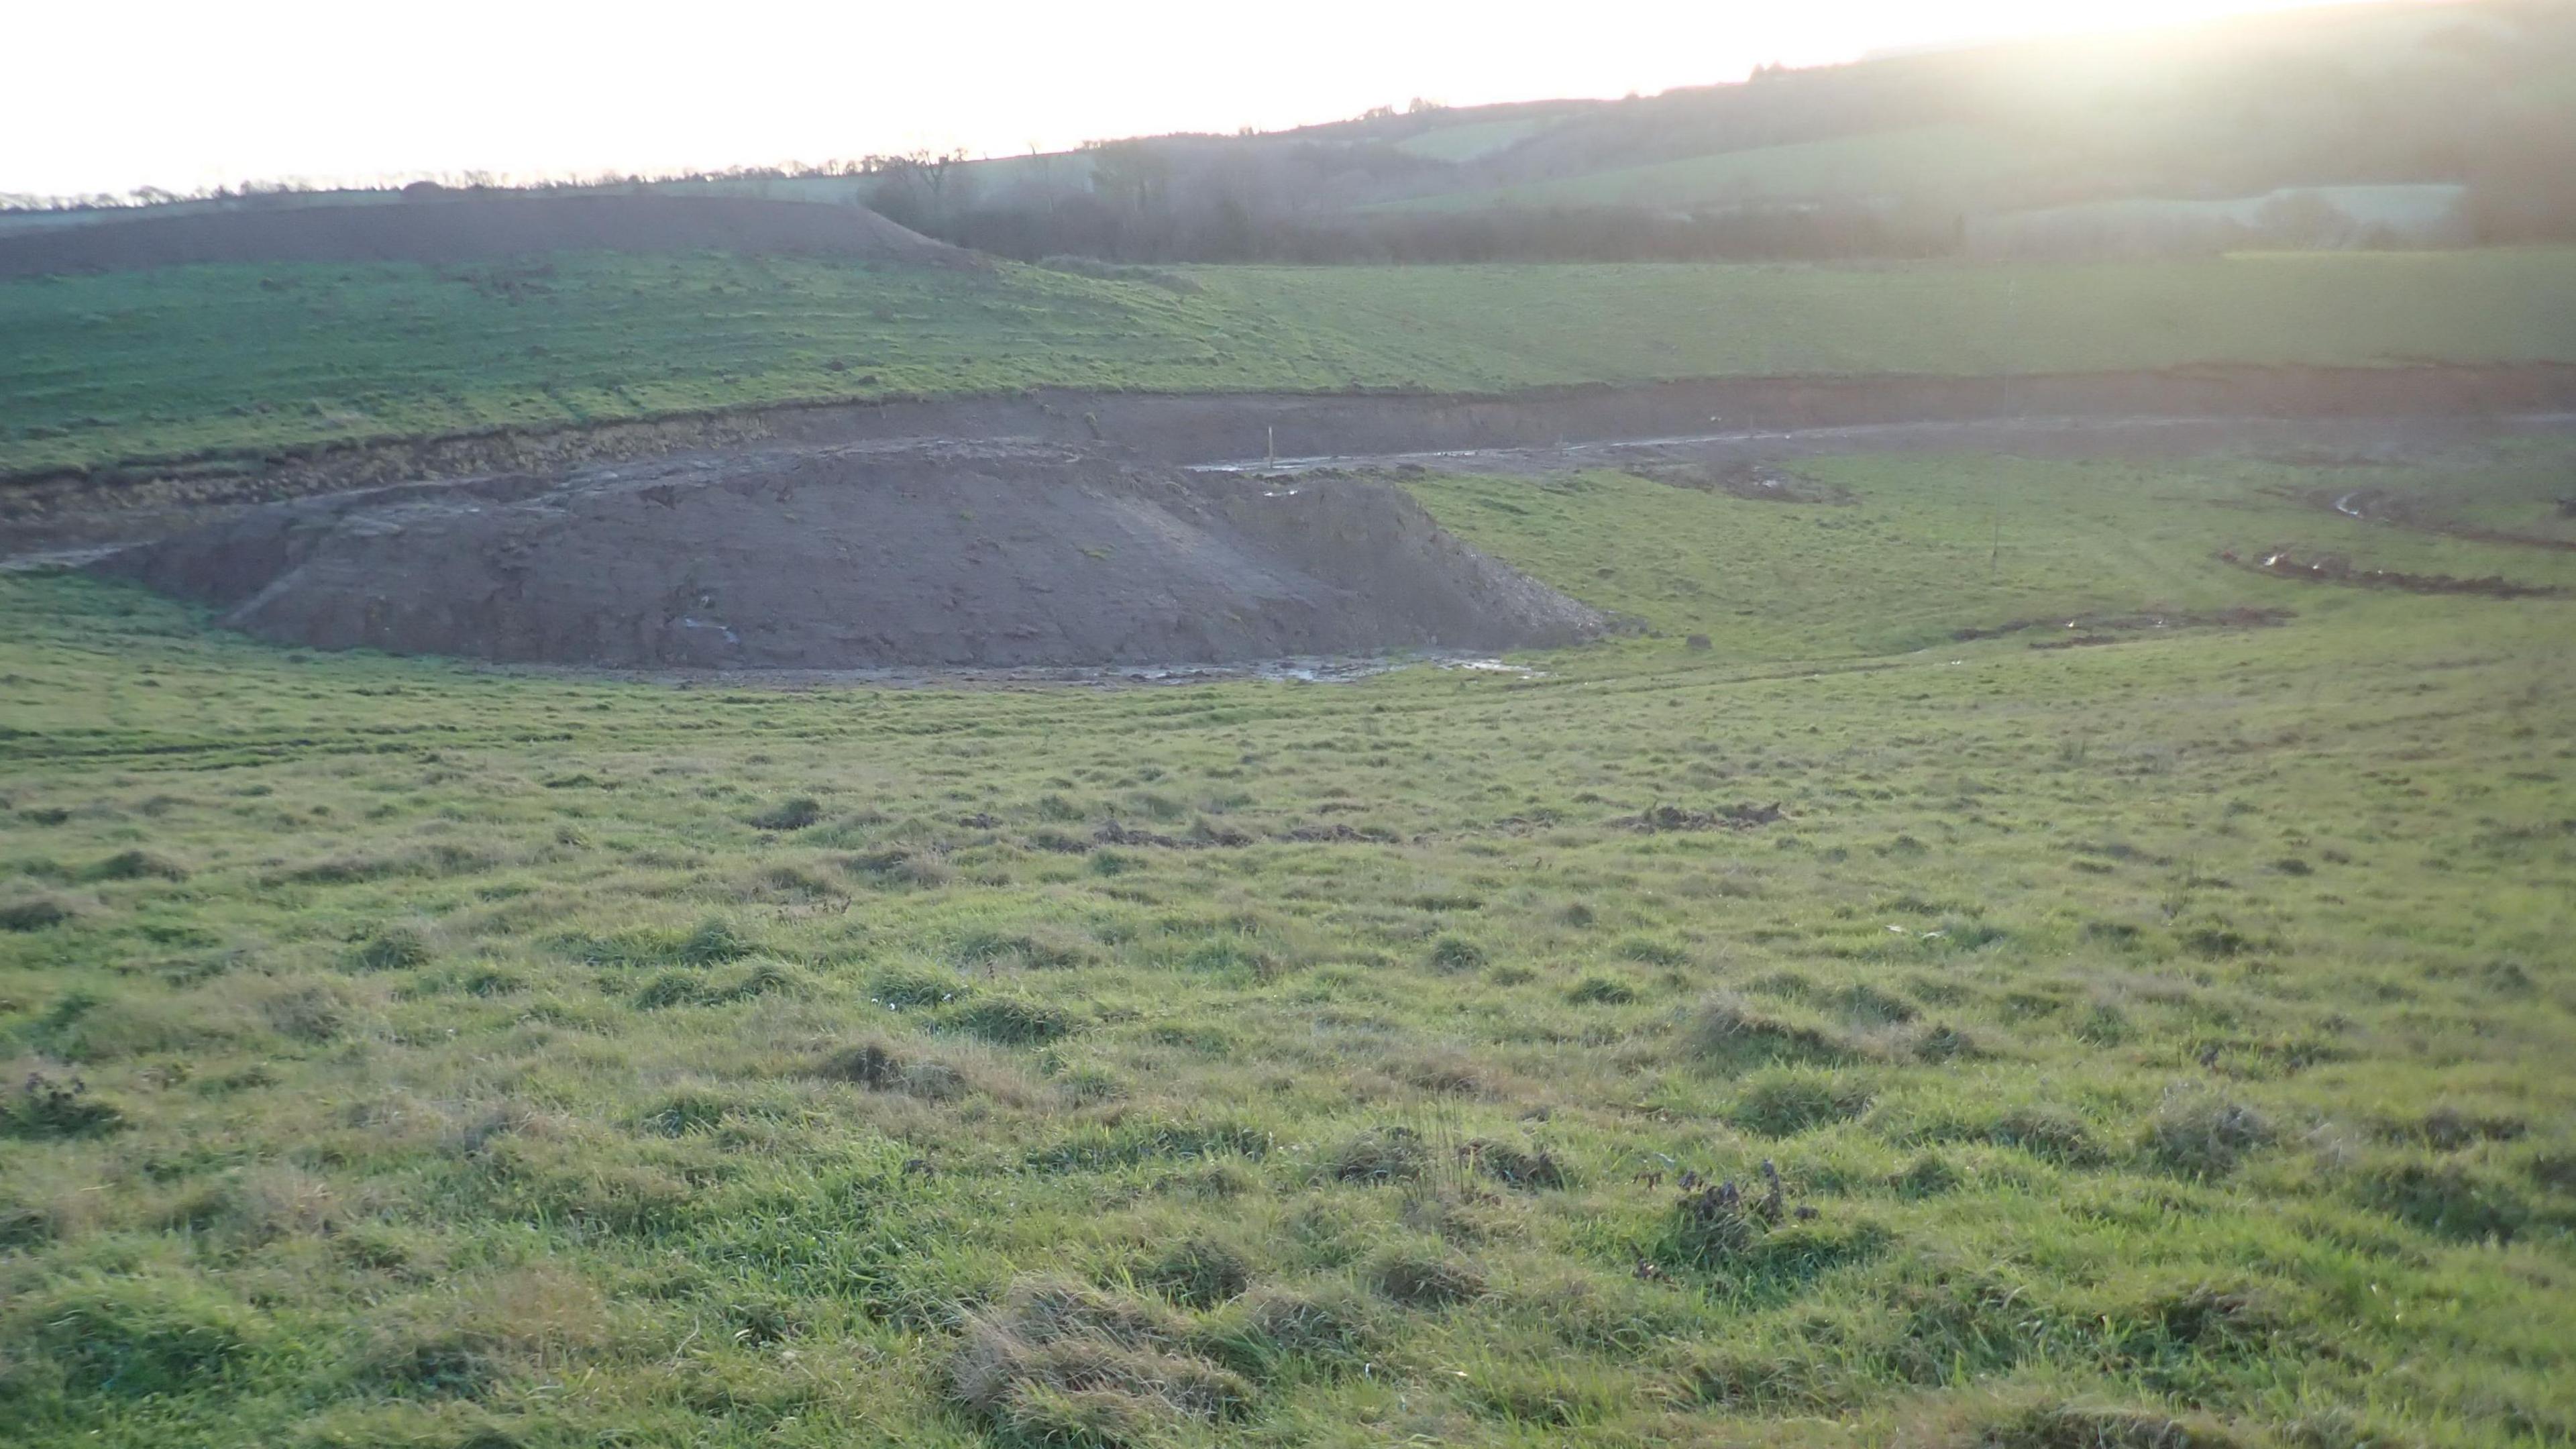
xmin=88 ymin=441 xmax=1606 ymax=669
xmin=1622 ymin=460 xmax=1854 ymax=504
xmin=1953 ymin=607 xmax=2294 ymax=648
xmin=2221 ymin=549 xmax=2571 ymax=599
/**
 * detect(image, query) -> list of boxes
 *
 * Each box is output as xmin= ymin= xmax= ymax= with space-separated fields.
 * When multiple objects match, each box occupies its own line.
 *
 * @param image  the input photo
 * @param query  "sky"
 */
xmin=6 ymin=0 xmax=2405 ymax=199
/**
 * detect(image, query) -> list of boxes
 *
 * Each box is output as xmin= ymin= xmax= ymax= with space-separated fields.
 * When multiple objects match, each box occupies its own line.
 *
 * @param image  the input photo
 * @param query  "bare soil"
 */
xmin=11 ymin=364 xmax=2570 ymax=551
xmin=89 ymin=441 xmax=1604 ymax=669
xmin=0 ymin=193 xmax=969 ymax=279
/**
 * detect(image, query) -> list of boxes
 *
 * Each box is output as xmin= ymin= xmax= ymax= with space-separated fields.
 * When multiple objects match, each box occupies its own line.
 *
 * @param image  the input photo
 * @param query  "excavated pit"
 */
xmin=90 ymin=441 xmax=1605 ymax=669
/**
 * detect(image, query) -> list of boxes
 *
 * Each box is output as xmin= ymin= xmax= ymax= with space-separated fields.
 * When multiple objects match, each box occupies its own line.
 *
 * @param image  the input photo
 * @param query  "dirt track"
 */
xmin=91 ymin=441 xmax=1604 ymax=669
xmin=10 ymin=364 xmax=2572 ymax=566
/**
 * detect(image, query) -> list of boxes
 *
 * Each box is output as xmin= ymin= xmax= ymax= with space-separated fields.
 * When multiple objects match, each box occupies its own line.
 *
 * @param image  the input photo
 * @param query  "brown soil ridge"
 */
xmin=0 ymin=193 xmax=969 ymax=280
xmin=89 ymin=441 xmax=1605 ymax=668
xmin=11 ymin=363 xmax=2570 ymax=513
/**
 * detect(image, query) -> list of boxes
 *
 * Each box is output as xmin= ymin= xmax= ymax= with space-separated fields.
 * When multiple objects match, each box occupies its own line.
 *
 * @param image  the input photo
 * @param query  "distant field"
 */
xmin=1972 ymin=185 xmax=2473 ymax=256
xmin=1380 ymin=123 xmax=2049 ymax=213
xmin=1391 ymin=117 xmax=1550 ymax=164
xmin=3 ymin=440 xmax=2572 ymax=1447
xmin=5 ymin=249 xmax=2575 ymax=476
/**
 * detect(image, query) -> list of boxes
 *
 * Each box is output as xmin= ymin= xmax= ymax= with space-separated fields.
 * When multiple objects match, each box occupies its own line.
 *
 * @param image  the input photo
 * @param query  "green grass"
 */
xmin=7 ymin=249 xmax=2575 ymax=475
xmin=3 ymin=440 xmax=2573 ymax=1446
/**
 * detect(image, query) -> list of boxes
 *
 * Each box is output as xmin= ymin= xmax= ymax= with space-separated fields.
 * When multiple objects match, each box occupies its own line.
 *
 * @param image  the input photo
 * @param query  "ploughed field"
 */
xmin=3 ymin=440 xmax=2572 ymax=1448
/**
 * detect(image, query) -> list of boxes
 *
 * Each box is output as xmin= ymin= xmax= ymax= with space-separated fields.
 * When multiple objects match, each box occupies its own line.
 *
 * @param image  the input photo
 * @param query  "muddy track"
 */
xmin=2307 ymin=486 xmax=2576 ymax=553
xmin=2221 ymin=549 xmax=2572 ymax=599
xmin=8 ymin=364 xmax=2575 ymax=563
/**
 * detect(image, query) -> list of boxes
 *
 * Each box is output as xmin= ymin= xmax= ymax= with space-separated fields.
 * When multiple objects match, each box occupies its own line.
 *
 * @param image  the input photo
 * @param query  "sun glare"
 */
xmin=7 ymin=0 xmax=2408 ymax=197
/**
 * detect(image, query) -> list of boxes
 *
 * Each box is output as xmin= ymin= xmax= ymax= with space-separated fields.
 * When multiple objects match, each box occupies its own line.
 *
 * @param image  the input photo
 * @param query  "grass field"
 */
xmin=3 ymin=440 xmax=2573 ymax=1448
xmin=1390 ymin=117 xmax=1554 ymax=164
xmin=1380 ymin=123 xmax=2049 ymax=213
xmin=7 ymin=248 xmax=2575 ymax=476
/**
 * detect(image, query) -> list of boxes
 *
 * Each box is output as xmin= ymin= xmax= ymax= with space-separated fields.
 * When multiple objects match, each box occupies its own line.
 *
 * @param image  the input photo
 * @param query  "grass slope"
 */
xmin=2 ymin=441 xmax=2573 ymax=1447
xmin=6 ymin=248 xmax=2575 ymax=476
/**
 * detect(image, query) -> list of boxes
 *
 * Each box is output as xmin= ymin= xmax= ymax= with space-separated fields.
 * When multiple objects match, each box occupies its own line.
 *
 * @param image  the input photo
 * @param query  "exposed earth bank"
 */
xmin=91 ymin=441 xmax=1605 ymax=668
xmin=11 ymin=362 xmax=2569 ymax=531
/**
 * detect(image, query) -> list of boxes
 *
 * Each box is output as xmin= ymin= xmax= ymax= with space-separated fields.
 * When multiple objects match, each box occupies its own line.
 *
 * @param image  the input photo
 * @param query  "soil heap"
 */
xmin=92 ymin=441 xmax=1605 ymax=668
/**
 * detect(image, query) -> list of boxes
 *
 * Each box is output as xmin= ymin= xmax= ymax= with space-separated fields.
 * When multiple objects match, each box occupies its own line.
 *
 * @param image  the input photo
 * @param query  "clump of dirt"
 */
xmin=1954 ymin=607 xmax=2293 ymax=647
xmin=91 ymin=441 xmax=1605 ymax=669
xmin=1625 ymin=460 xmax=1854 ymax=504
xmin=2221 ymin=549 xmax=2570 ymax=599
xmin=0 ymin=193 xmax=971 ymax=278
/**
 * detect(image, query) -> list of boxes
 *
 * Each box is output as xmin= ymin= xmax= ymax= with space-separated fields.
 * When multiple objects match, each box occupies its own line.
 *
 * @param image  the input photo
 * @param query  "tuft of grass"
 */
xmin=1977 ymin=1399 xmax=2246 ymax=1449
xmin=80 ymin=849 xmax=188 ymax=882
xmin=1468 ymin=1139 xmax=1569 ymax=1190
xmin=676 ymin=916 xmax=751 ymax=965
xmin=2145 ymin=1089 xmax=2275 ymax=1178
xmin=1730 ymin=1069 xmax=1875 ymax=1136
xmin=351 ymin=925 xmax=431 ymax=972
xmin=1328 ymin=1126 xmax=1428 ymax=1185
xmin=748 ymin=796 xmax=822 ymax=831
xmin=948 ymin=996 xmax=1077 ymax=1046
xmin=0 ymin=893 xmax=76 ymax=932
xmin=1368 ymin=1248 xmax=1487 ymax=1308
xmin=1566 ymin=973 xmax=1639 ymax=1004
xmin=1428 ymin=935 xmax=1487 ymax=973
xmin=2358 ymin=1159 xmax=2540 ymax=1243
xmin=1140 ymin=1235 xmax=1254 ymax=1308
xmin=1686 ymin=991 xmax=1858 ymax=1069
xmin=1989 ymin=1104 xmax=2108 ymax=1165
xmin=869 ymin=961 xmax=971 ymax=1007
xmin=812 ymin=1036 xmax=969 ymax=1100
xmin=949 ymin=1277 xmax=1251 ymax=1444
xmin=20 ymin=1273 xmax=259 ymax=1396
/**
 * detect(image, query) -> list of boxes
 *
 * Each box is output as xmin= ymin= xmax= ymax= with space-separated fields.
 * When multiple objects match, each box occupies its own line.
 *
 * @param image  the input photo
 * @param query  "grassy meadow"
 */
xmin=6 ymin=248 xmax=2575 ymax=476
xmin=3 ymin=440 xmax=2573 ymax=1448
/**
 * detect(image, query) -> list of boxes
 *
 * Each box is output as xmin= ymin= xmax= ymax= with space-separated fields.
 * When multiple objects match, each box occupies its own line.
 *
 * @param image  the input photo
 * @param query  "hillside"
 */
xmin=9 ymin=1 xmax=2569 ymax=268
xmin=7 ymin=249 xmax=2574 ymax=479
xmin=879 ymin=0 xmax=2576 ymax=261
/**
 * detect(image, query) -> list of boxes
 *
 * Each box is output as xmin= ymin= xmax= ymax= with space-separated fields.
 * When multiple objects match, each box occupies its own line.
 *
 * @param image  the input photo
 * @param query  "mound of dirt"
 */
xmin=0 ymin=193 xmax=969 ymax=277
xmin=91 ymin=441 xmax=1605 ymax=668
